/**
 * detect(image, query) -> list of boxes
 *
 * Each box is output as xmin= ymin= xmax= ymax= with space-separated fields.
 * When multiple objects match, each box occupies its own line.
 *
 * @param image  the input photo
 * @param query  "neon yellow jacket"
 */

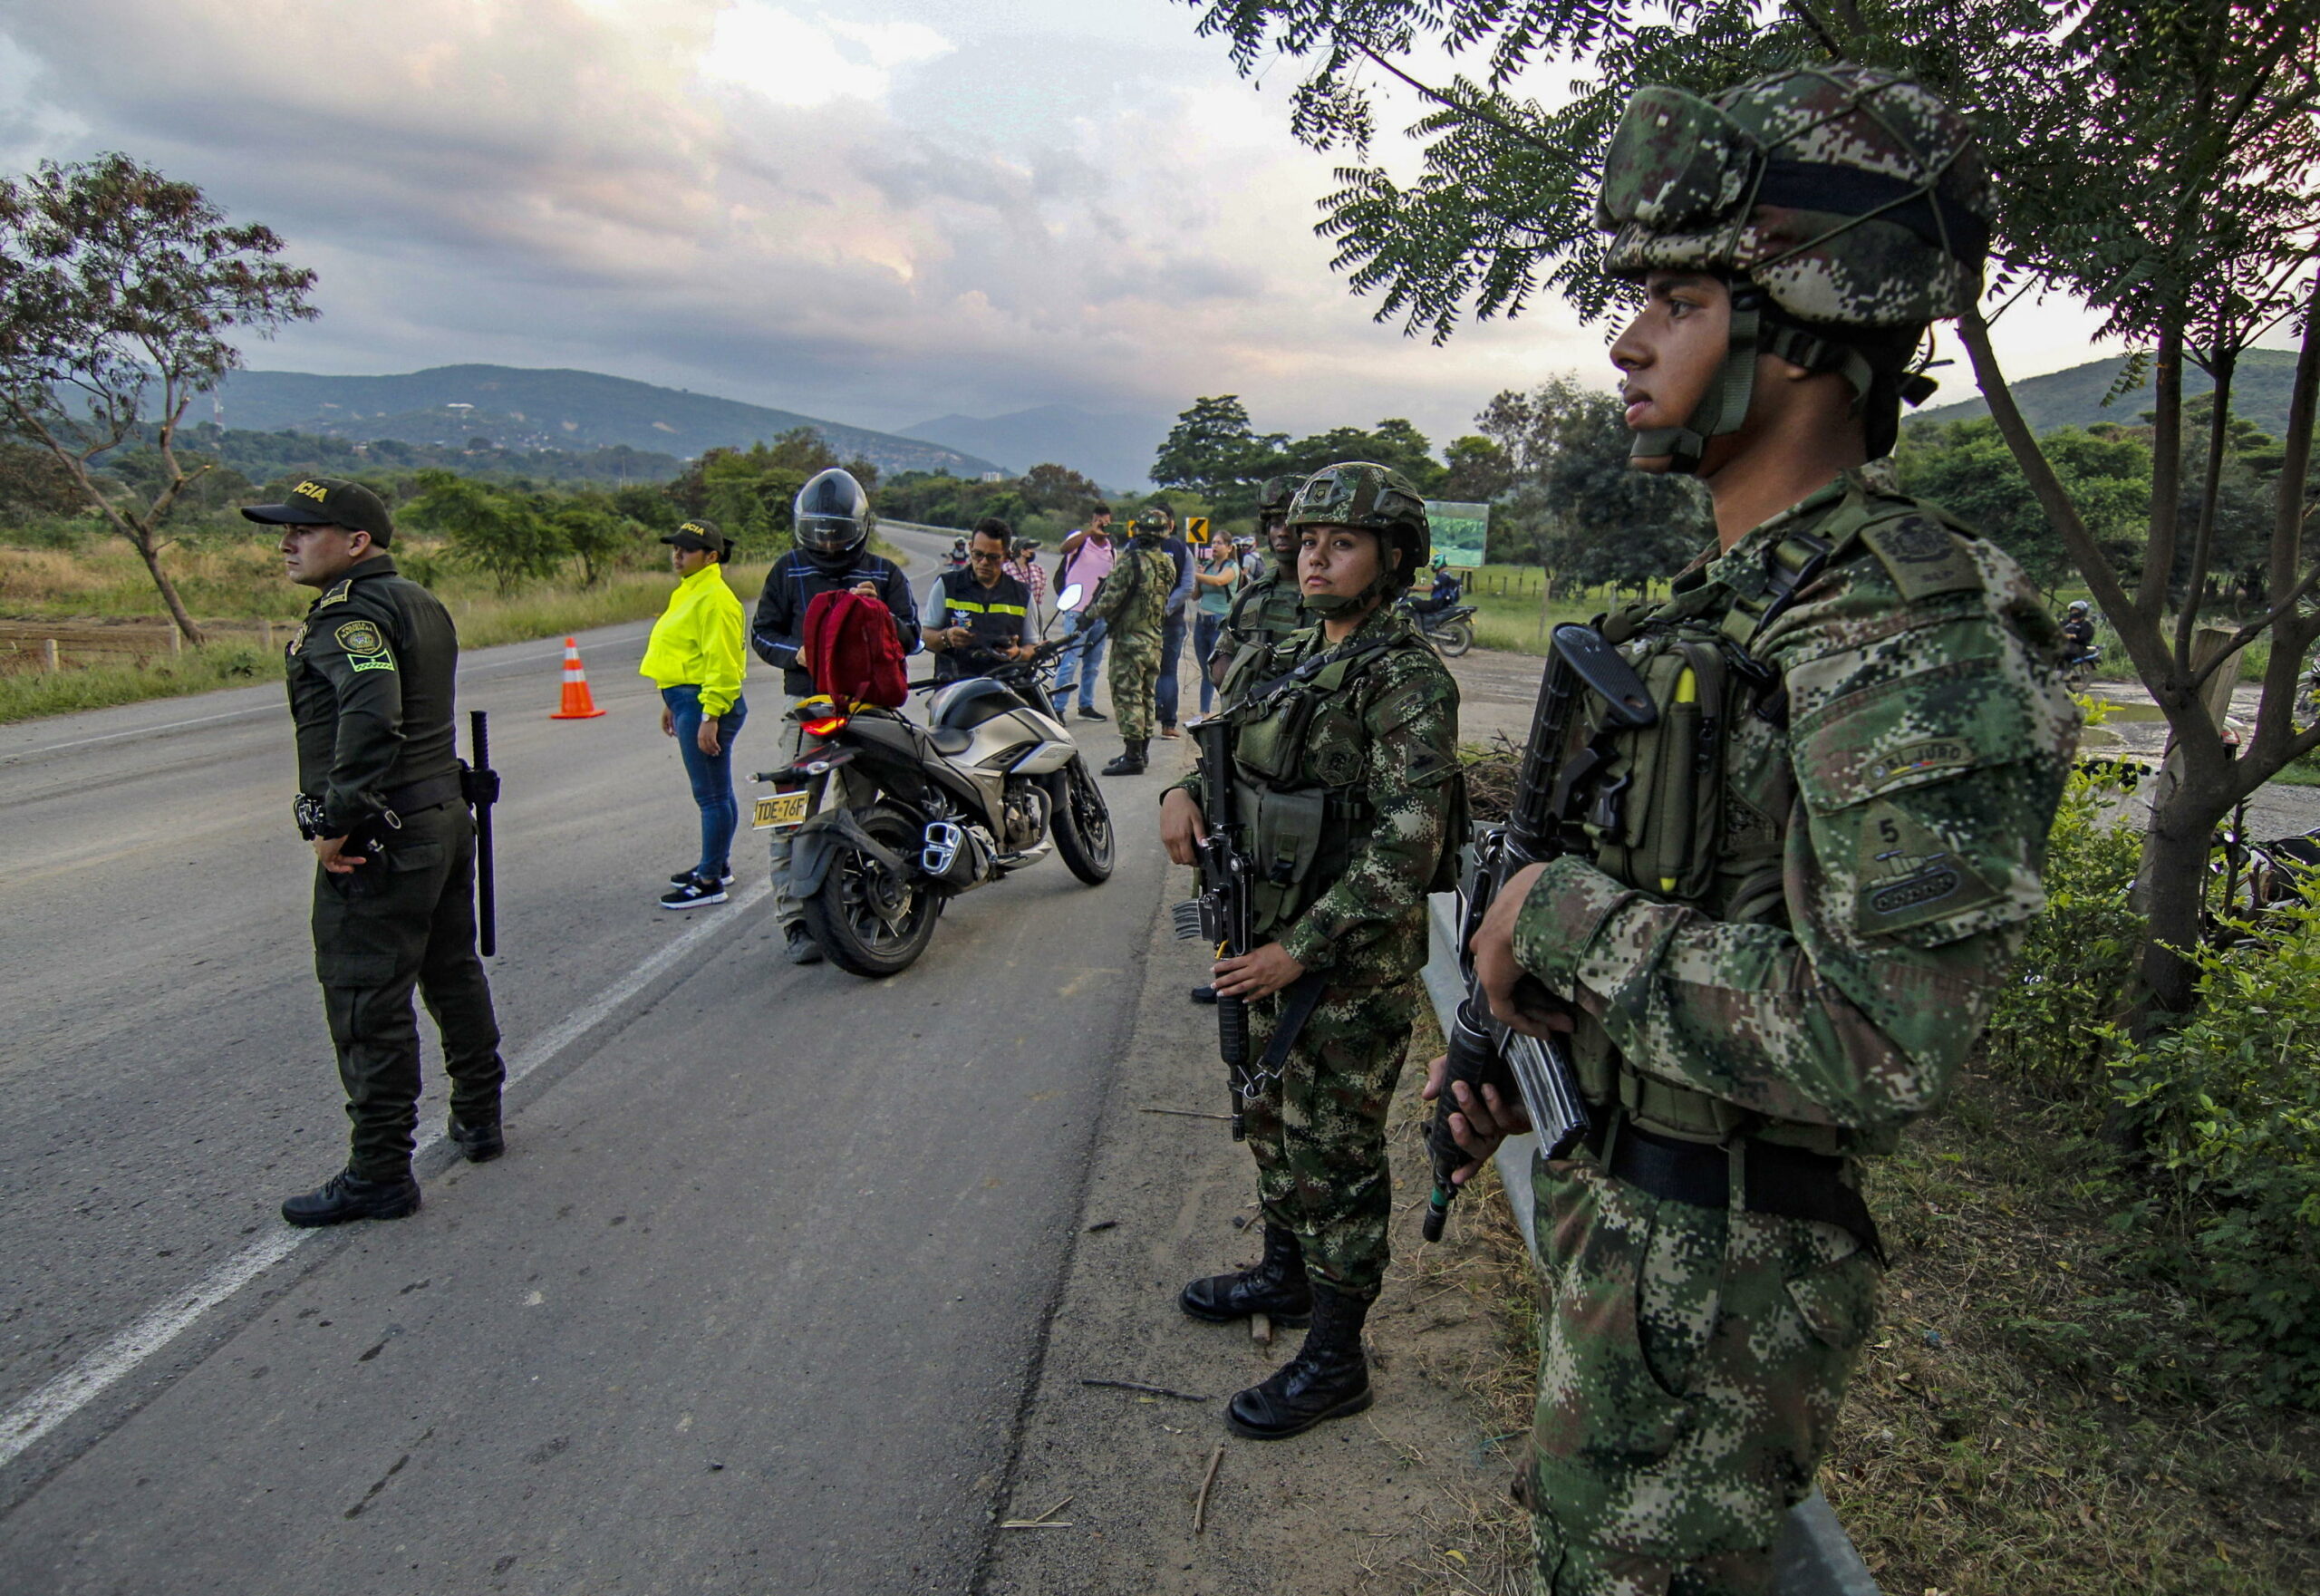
xmin=640 ymin=564 xmax=747 ymax=717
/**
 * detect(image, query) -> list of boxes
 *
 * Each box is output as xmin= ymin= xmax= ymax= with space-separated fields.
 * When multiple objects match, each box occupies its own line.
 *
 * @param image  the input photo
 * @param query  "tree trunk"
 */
xmin=131 ymin=528 xmax=207 ymax=648
xmin=2134 ymin=801 xmax=2218 ymax=1019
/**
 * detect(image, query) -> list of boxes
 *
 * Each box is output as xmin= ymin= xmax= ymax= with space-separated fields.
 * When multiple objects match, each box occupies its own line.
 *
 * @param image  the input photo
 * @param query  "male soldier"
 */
xmin=1161 ymin=463 xmax=1463 ymax=1437
xmin=750 ymin=467 xmax=920 ymax=965
xmin=1433 ymin=66 xmax=2075 ymax=1594
xmin=247 ymin=477 xmax=507 ymax=1226
xmin=1215 ymin=474 xmax=1307 ymax=684
xmin=1085 ymin=506 xmax=1175 ymax=776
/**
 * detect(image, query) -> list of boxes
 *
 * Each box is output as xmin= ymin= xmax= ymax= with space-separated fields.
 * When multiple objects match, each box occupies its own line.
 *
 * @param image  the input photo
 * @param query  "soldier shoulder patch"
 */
xmin=1859 ymin=515 xmax=1982 ymax=604
xmin=1852 ymin=798 xmax=2000 ymax=936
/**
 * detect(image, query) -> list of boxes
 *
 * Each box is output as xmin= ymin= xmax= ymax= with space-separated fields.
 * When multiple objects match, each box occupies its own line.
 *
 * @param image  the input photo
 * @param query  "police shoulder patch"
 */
xmin=334 ymin=620 xmax=386 ymax=655
xmin=1859 ymin=514 xmax=1982 ymax=604
xmin=314 ymin=579 xmax=353 ymax=610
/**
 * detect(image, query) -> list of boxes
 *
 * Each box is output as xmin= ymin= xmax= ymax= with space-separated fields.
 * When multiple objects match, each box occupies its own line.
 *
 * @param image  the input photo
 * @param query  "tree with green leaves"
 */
xmin=1478 ymin=374 xmax=1711 ymax=582
xmin=400 ymin=471 xmax=567 ymax=594
xmin=1153 ymin=395 xmax=1281 ymax=510
xmin=0 ymin=153 xmax=316 ymax=643
xmin=1896 ymin=417 xmax=2153 ymax=592
xmin=1188 ymin=0 xmax=2320 ymax=1016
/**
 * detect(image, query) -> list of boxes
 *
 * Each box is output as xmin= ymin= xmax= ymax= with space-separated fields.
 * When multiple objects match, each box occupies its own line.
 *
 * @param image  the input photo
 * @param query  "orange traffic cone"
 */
xmin=550 ymin=636 xmax=607 ymax=720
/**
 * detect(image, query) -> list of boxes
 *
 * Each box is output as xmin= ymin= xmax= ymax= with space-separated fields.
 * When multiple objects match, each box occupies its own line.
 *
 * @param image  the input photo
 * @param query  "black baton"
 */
xmin=469 ymin=709 xmax=499 ymax=957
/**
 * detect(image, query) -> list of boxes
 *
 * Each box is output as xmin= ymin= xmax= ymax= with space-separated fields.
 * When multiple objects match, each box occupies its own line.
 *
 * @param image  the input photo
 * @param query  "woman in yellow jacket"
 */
xmin=641 ymin=519 xmax=749 ymax=908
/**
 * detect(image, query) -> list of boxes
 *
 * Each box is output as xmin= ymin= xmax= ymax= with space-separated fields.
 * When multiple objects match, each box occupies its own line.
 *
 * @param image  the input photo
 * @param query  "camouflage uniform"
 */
xmin=1223 ymin=556 xmax=1307 ymax=661
xmin=1509 ymin=66 xmax=2074 ymax=1593
xmin=1177 ymin=602 xmax=1463 ymax=1296
xmin=1086 ymin=537 xmax=1172 ymax=741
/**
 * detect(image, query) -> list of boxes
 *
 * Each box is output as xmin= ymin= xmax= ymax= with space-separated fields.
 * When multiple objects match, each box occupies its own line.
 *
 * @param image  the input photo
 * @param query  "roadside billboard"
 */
xmin=1424 ymin=500 xmax=1490 ymax=568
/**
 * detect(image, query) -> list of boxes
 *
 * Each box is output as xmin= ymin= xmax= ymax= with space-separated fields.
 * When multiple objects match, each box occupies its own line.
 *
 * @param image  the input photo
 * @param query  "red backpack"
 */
xmin=801 ymin=589 xmax=908 ymax=709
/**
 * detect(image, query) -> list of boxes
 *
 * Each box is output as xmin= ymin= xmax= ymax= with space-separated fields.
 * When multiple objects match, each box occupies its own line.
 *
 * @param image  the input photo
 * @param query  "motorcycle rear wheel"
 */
xmin=1431 ymin=619 xmax=1474 ymax=657
xmin=1047 ymin=760 xmax=1116 ymax=885
xmin=803 ymin=803 xmax=944 ymax=978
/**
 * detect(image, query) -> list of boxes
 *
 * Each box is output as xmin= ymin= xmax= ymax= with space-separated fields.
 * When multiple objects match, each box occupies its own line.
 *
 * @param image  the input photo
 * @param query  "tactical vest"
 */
xmin=1218 ymin=620 xmax=1464 ymax=937
xmin=1565 ymin=484 xmax=1985 ymax=1157
xmin=931 ymin=566 xmax=1030 ymax=682
xmin=1225 ymin=564 xmax=1306 ymax=653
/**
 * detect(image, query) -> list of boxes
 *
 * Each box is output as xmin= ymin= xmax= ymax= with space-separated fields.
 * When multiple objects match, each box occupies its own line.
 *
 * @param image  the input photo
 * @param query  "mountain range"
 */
xmin=1911 ymin=347 xmax=2304 ymax=438
xmin=207 ymin=365 xmax=1003 ymax=479
xmin=900 ymin=404 xmax=1172 ymax=491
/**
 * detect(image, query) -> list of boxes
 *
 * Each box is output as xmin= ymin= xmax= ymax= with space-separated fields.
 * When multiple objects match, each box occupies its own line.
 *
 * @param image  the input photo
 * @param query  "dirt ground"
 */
xmin=976 ymin=799 xmax=1528 ymax=1596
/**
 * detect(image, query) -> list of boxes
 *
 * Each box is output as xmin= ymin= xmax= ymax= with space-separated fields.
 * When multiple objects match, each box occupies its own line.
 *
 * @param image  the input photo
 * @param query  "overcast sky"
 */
xmin=0 ymin=0 xmax=2127 ymax=449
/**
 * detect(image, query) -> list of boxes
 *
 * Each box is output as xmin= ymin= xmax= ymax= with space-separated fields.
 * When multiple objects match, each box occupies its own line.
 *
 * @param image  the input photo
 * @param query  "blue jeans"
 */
xmin=1053 ymin=611 xmax=1108 ymax=707
xmin=662 ymin=684 xmax=748 ymax=880
xmin=1193 ymin=612 xmax=1227 ymax=715
xmin=1156 ymin=610 xmax=1186 ymax=730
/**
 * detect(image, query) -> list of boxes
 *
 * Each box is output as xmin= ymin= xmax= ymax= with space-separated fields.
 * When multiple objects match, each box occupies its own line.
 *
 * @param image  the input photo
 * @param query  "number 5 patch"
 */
xmin=1852 ymin=799 xmax=1999 ymax=935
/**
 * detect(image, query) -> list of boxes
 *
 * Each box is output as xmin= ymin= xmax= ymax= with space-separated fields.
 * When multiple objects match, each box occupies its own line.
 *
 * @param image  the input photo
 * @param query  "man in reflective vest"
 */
xmin=924 ymin=516 xmax=1032 ymax=683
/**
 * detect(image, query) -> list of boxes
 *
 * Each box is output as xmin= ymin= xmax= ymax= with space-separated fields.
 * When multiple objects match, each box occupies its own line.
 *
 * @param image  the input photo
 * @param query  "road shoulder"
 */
xmin=977 ymin=850 xmax=1526 ymax=1595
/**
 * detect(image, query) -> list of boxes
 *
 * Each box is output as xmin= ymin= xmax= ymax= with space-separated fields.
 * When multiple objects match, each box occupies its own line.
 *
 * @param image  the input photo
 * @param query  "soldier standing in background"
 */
xmin=1160 ymin=463 xmax=1464 ymax=1439
xmin=1435 ymin=66 xmax=2074 ymax=1594
xmin=1086 ymin=507 xmax=1175 ymax=776
xmin=247 ymin=477 xmax=506 ymax=1226
xmin=1215 ymin=474 xmax=1308 ymax=685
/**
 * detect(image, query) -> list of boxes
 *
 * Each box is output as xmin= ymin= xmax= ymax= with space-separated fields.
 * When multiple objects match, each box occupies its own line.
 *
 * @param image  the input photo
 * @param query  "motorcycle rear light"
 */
xmin=800 ymin=713 xmax=848 ymax=738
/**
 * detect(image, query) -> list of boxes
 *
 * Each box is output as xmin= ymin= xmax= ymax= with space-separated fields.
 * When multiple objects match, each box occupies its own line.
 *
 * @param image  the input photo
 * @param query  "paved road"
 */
xmin=0 ymin=527 xmax=1166 ymax=1593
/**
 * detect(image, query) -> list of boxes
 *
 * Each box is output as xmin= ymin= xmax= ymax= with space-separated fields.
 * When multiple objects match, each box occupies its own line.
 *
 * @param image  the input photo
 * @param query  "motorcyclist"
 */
xmin=1406 ymin=556 xmax=1464 ymax=621
xmin=749 ymin=468 xmax=922 ymax=965
xmin=2061 ymin=599 xmax=2097 ymax=658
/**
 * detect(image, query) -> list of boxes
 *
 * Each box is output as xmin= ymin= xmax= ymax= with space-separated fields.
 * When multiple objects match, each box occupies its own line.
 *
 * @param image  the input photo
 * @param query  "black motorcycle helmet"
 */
xmin=793 ymin=469 xmax=874 ymax=568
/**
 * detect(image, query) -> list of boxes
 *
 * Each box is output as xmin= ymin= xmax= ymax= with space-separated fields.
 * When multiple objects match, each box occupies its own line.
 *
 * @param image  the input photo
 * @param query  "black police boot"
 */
xmin=281 ymin=1167 xmax=421 ymax=1228
xmin=448 ymin=1114 xmax=505 ymax=1163
xmin=785 ymin=924 xmax=825 ymax=965
xmin=1100 ymin=739 xmax=1147 ymax=777
xmin=1224 ymin=1281 xmax=1374 ymax=1439
xmin=1180 ymin=1224 xmax=1312 ymax=1326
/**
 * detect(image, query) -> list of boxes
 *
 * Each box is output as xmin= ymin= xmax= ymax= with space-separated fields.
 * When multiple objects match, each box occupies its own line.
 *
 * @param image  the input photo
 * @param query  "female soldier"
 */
xmin=1159 ymin=461 xmax=1464 ymax=1439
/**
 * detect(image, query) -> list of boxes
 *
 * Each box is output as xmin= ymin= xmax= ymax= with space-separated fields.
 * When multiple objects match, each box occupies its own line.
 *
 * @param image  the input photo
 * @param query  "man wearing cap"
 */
xmin=246 ymin=477 xmax=507 ymax=1226
xmin=642 ymin=518 xmax=749 ymax=909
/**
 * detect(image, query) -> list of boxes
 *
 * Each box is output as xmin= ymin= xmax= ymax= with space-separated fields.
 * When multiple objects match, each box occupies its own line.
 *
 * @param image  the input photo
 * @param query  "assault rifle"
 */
xmin=1421 ymin=624 xmax=1657 ymax=1242
xmin=1175 ymin=716 xmax=1256 ymax=1139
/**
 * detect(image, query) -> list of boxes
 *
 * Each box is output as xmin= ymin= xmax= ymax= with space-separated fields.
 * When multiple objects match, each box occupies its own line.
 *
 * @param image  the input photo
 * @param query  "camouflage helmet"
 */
xmin=1287 ymin=461 xmax=1431 ymax=607
xmin=1599 ymin=63 xmax=1989 ymax=328
xmin=1132 ymin=504 xmax=1172 ymax=537
xmin=1598 ymin=64 xmax=1989 ymax=469
xmin=1255 ymin=475 xmax=1299 ymax=518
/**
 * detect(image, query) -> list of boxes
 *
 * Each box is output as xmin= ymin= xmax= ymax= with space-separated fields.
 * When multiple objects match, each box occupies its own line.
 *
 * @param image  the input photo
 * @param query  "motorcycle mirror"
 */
xmin=1057 ymin=582 xmax=1086 ymax=613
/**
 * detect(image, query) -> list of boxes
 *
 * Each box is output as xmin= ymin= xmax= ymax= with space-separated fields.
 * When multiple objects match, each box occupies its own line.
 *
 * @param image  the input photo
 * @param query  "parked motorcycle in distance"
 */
xmin=1404 ymin=599 xmax=1477 ymax=657
xmin=750 ymin=604 xmax=1112 ymax=978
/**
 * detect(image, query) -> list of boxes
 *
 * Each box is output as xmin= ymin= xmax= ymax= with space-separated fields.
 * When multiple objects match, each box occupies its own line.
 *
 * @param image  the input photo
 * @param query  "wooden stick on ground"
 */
xmin=1194 ymin=1444 xmax=1225 ymax=1536
xmin=1138 ymin=1108 xmax=1235 ymax=1121
xmin=999 ymin=1494 xmax=1074 ymax=1530
xmin=1080 ymin=1378 xmax=1209 ymax=1401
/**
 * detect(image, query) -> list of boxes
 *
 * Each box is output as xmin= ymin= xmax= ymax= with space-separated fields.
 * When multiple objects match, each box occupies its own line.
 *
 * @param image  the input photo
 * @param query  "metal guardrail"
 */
xmin=1420 ymin=892 xmax=1881 ymax=1596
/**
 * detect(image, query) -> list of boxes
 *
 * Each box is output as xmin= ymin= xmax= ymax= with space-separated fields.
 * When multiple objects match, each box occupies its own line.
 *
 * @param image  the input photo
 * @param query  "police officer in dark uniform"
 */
xmin=246 ymin=477 xmax=506 ymax=1226
xmin=924 ymin=517 xmax=1033 ymax=682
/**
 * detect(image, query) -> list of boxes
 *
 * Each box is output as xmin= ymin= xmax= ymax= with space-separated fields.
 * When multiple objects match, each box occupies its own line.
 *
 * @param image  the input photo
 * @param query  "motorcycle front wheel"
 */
xmin=803 ymin=803 xmax=944 ymax=978
xmin=1046 ymin=760 xmax=1116 ymax=885
xmin=1431 ymin=619 xmax=1474 ymax=658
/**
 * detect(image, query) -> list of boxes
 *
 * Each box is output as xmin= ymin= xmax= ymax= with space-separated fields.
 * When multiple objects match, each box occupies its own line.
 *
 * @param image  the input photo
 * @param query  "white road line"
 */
xmin=0 ymin=876 xmax=772 ymax=1470
xmin=4 ymin=706 xmax=278 ymax=760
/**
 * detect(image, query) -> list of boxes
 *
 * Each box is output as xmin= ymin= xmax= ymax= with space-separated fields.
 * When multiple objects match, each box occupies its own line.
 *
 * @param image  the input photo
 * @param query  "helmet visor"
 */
xmin=1595 ymin=86 xmax=1758 ymax=236
xmin=795 ymin=515 xmax=863 ymax=554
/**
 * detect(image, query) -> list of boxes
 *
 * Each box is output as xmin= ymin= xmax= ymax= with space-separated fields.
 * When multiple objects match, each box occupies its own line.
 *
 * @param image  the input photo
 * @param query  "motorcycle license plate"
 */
xmin=753 ymin=789 xmax=810 ymax=832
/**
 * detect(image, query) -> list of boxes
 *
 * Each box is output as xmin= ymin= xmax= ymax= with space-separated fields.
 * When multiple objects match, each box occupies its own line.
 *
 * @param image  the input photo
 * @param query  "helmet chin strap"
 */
xmin=1629 ymin=286 xmax=1881 ymax=476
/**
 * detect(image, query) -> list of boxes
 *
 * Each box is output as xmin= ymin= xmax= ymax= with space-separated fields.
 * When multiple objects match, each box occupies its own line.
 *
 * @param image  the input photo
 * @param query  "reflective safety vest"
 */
xmin=931 ymin=566 xmax=1030 ymax=682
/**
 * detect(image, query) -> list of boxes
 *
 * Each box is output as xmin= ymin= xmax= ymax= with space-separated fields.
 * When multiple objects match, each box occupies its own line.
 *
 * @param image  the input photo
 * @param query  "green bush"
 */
xmin=1982 ymin=755 xmax=2144 ymax=1093
xmin=2106 ymin=904 xmax=2320 ymax=1407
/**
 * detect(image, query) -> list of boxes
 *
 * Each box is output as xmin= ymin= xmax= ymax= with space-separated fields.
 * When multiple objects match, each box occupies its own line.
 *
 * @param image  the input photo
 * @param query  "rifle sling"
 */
xmin=1257 ymin=971 xmax=1331 ymax=1077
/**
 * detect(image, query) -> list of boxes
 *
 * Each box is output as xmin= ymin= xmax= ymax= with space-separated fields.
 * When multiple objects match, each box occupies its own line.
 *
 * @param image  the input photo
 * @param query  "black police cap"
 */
xmin=241 ymin=477 xmax=395 ymax=547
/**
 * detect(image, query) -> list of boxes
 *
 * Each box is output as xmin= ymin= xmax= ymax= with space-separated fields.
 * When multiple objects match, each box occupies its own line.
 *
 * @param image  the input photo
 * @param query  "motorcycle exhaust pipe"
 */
xmin=922 ymin=821 xmax=998 ymax=888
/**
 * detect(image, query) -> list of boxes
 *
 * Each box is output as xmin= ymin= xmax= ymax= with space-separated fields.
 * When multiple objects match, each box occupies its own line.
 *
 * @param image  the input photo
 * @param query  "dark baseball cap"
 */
xmin=241 ymin=477 xmax=394 ymax=547
xmin=662 ymin=518 xmax=730 ymax=556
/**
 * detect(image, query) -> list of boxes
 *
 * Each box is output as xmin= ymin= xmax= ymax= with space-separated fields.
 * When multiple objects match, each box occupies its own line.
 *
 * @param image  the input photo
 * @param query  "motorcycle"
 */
xmin=749 ymin=627 xmax=1114 ymax=978
xmin=2063 ymin=643 xmax=2101 ymax=694
xmin=1404 ymin=599 xmax=1477 ymax=657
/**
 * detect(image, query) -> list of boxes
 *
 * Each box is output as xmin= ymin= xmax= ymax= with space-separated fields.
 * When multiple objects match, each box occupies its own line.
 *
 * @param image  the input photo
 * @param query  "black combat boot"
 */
xmin=281 ymin=1167 xmax=421 ymax=1227
xmin=1100 ymin=739 xmax=1147 ymax=777
xmin=1224 ymin=1281 xmax=1374 ymax=1439
xmin=1180 ymin=1224 xmax=1312 ymax=1326
xmin=448 ymin=1113 xmax=505 ymax=1162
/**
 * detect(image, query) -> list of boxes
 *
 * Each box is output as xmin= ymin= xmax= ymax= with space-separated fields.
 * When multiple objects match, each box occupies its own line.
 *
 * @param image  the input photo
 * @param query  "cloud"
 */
xmin=0 ymin=0 xmax=2138 ymax=472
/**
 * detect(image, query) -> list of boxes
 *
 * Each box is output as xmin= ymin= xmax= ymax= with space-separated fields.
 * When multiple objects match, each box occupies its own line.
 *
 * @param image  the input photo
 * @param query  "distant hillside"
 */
xmin=1912 ymin=347 xmax=2304 ymax=437
xmin=206 ymin=365 xmax=1002 ymax=479
xmin=900 ymin=403 xmax=1170 ymax=491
